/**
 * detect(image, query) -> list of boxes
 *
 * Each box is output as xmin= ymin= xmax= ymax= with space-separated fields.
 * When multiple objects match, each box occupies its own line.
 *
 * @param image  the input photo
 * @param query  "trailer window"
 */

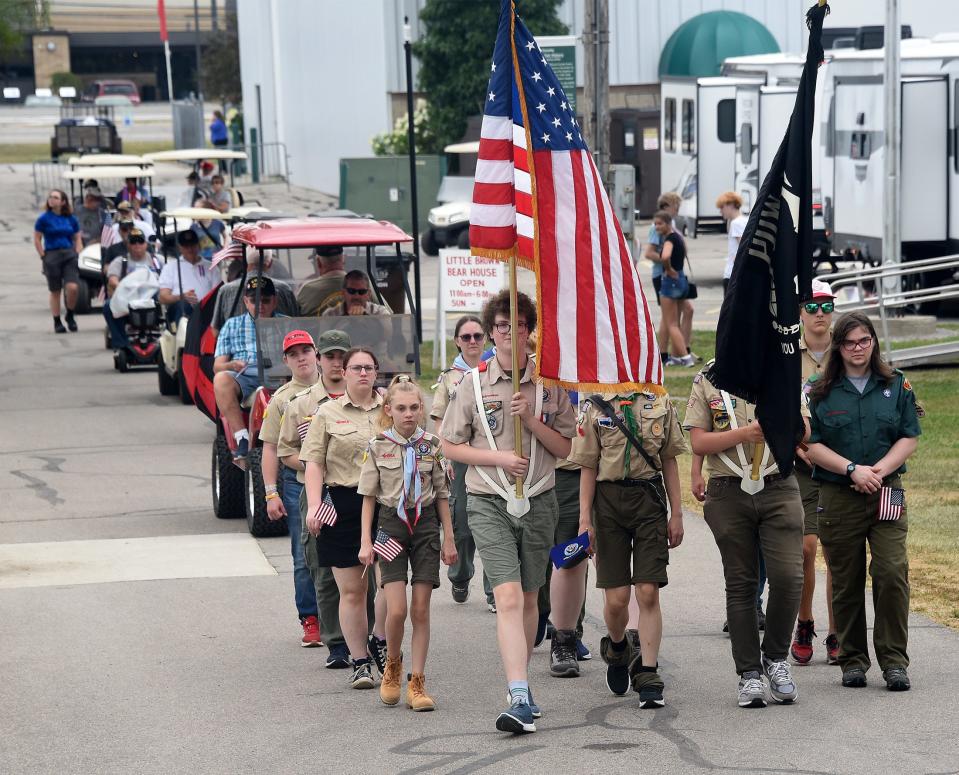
xmin=682 ymin=99 xmax=695 ymax=154
xmin=664 ymin=98 xmax=676 ymax=152
xmin=717 ymin=99 xmax=735 ymax=143
xmin=850 ymin=131 xmax=870 ymax=160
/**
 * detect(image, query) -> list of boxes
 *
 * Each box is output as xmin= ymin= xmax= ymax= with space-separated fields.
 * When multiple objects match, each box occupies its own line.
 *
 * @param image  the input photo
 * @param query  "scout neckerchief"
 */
xmin=716 ymin=390 xmax=774 ymax=494
xmin=381 ymin=426 xmax=428 ymax=532
xmin=451 ymin=353 xmax=471 ymax=372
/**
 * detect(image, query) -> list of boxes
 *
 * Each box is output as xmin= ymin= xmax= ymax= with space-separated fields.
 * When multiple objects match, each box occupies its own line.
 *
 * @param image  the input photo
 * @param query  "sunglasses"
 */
xmin=803 ymin=301 xmax=834 ymax=314
xmin=345 ymin=287 xmax=369 ymax=296
xmin=458 ymin=333 xmax=484 ymax=342
xmin=128 ymin=237 xmax=146 ymax=244
xmin=841 ymin=336 xmax=873 ymax=352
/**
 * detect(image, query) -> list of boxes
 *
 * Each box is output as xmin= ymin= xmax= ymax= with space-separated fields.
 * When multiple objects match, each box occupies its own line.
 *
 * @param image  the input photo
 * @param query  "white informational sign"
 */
xmin=433 ymin=249 xmax=505 ymax=368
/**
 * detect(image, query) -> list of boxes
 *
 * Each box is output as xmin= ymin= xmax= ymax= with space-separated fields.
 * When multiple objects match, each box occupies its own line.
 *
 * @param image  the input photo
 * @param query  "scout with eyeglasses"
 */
xmin=805 ymin=311 xmax=922 ymax=693
xmin=322 ymin=269 xmax=392 ymax=317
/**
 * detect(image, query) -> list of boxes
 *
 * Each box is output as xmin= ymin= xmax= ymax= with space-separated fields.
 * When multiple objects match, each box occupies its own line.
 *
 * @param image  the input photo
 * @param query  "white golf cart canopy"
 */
xmin=146 ymin=148 xmax=248 ymax=162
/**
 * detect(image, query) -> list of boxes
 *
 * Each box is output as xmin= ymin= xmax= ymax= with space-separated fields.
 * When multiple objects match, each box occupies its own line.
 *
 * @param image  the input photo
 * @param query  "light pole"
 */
xmin=404 ymin=16 xmax=422 ymax=341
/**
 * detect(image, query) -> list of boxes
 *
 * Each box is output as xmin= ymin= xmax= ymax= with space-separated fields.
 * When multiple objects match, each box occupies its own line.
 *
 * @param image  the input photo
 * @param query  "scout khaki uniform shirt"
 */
xmin=800 ymin=333 xmax=829 ymax=383
xmin=299 ymin=392 xmax=384 ymax=488
xmin=430 ymin=366 xmax=469 ymax=423
xmin=440 ymin=356 xmax=576 ymax=496
xmin=277 ymin=380 xmax=340 ymax=482
xmin=357 ymin=430 xmax=450 ymax=507
xmin=259 ymin=376 xmax=316 ymax=446
xmin=556 ymin=390 xmax=584 ymax=472
xmin=683 ymin=368 xmax=809 ymax=480
xmin=569 ymin=393 xmax=688 ymax=481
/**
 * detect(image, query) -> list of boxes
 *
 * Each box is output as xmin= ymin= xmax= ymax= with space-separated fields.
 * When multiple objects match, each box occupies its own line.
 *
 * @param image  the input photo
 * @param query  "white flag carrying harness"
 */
xmin=469 ymin=367 xmax=549 ymax=517
xmin=715 ymin=390 xmax=775 ymax=495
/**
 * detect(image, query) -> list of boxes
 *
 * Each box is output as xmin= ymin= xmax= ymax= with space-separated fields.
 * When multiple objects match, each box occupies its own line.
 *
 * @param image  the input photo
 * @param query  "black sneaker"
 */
xmin=631 ymin=662 xmax=666 ymax=709
xmin=451 ymin=584 xmax=469 ymax=603
xmin=367 ymin=633 xmax=387 ymax=677
xmin=54 ymin=318 xmax=67 ymax=334
xmin=325 ymin=643 xmax=351 ymax=669
xmin=349 ymin=660 xmax=375 ymax=689
xmin=600 ymin=635 xmax=634 ymax=696
xmin=883 ymin=666 xmax=911 ymax=692
xmin=549 ymin=630 xmax=579 ymax=677
xmin=65 ymin=310 xmax=78 ymax=332
xmin=842 ymin=667 xmax=867 ymax=688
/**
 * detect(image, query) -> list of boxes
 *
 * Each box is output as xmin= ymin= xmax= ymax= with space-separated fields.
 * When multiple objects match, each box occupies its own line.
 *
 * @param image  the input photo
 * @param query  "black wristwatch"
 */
xmin=846 ymin=462 xmax=857 ymax=477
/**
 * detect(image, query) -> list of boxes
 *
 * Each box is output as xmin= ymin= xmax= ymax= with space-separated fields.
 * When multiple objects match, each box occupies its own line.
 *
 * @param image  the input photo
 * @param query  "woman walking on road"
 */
xmin=806 ymin=312 xmax=921 ymax=692
xmin=33 ymin=189 xmax=83 ymax=334
xmin=301 ymin=347 xmax=385 ymax=690
xmin=653 ymin=211 xmax=694 ymax=367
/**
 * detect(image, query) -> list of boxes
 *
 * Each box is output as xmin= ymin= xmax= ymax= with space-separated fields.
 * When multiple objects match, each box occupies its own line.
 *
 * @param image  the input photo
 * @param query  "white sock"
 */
xmin=233 ymin=429 xmax=249 ymax=443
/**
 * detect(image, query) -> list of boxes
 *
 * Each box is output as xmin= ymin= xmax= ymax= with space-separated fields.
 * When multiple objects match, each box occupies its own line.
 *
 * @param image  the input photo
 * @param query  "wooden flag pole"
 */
xmin=750 ymin=442 xmax=765 ymax=481
xmin=509 ymin=255 xmax=524 ymax=498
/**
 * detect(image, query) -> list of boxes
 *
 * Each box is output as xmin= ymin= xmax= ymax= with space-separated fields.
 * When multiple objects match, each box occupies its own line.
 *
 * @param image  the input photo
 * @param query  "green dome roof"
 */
xmin=659 ymin=11 xmax=780 ymax=78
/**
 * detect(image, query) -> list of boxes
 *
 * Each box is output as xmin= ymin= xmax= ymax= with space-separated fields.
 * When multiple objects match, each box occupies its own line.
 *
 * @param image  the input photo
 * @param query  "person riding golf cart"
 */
xmin=199 ymin=216 xmax=423 ymax=537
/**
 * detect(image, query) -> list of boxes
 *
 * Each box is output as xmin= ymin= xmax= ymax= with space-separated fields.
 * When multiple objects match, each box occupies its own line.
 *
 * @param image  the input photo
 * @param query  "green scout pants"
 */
xmin=446 ymin=460 xmax=494 ymax=603
xmin=537 ymin=468 xmax=587 ymax=637
xmin=817 ymin=477 xmax=909 ymax=673
xmin=299 ymin=488 xmax=375 ymax=649
xmin=703 ymin=475 xmax=804 ymax=675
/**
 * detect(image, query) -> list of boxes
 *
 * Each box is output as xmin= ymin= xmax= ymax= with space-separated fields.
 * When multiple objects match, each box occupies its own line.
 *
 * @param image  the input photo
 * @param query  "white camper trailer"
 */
xmin=822 ymin=38 xmax=958 ymax=288
xmin=660 ymin=76 xmax=763 ymax=235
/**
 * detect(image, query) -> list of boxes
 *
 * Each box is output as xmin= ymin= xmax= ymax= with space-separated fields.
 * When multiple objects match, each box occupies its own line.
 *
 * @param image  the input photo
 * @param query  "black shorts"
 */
xmin=41 ymin=248 xmax=79 ymax=292
xmin=652 ymin=275 xmax=662 ymax=306
xmin=315 ymin=486 xmax=377 ymax=568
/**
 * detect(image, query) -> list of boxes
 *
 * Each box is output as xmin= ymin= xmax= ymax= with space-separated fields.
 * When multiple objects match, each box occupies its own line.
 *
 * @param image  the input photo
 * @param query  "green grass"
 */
xmin=0 ymin=140 xmax=173 ymax=164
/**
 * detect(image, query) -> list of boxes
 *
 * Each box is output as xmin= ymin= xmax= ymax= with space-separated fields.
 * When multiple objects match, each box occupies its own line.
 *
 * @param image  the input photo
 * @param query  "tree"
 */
xmin=414 ymin=0 xmax=566 ymax=151
xmin=0 ymin=0 xmax=42 ymax=59
xmin=371 ymin=100 xmax=439 ymax=156
xmin=202 ymin=12 xmax=241 ymax=106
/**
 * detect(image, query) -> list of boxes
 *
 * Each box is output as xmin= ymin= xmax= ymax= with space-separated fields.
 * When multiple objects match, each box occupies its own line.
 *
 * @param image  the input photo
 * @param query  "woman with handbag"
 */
xmin=653 ymin=211 xmax=695 ymax=367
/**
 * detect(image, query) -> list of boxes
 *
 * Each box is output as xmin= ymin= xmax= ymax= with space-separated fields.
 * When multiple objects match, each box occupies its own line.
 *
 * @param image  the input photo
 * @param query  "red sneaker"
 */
xmin=301 ymin=615 xmax=322 ymax=648
xmin=790 ymin=619 xmax=815 ymax=664
xmin=824 ymin=633 xmax=839 ymax=665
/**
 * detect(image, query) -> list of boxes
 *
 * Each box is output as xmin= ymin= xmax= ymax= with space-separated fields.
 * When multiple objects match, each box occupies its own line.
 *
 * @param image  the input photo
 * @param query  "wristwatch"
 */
xmin=846 ymin=462 xmax=857 ymax=477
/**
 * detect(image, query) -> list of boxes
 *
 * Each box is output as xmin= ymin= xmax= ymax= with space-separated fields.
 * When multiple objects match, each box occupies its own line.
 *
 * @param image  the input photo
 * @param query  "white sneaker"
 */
xmin=762 ymin=655 xmax=798 ymax=703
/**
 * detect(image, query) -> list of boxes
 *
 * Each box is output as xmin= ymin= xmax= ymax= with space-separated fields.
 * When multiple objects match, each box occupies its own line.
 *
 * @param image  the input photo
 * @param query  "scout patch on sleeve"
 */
xmin=711 ymin=409 xmax=730 ymax=429
xmin=417 ymin=441 xmax=432 ymax=455
xmin=483 ymin=400 xmax=503 ymax=430
xmin=693 ymin=372 xmax=703 ymax=384
xmin=903 ymin=378 xmax=913 ymax=392
xmin=916 ymin=403 xmax=926 ymax=418
xmin=651 ymin=421 xmax=663 ymax=436
xmin=708 ymin=397 xmax=724 ymax=410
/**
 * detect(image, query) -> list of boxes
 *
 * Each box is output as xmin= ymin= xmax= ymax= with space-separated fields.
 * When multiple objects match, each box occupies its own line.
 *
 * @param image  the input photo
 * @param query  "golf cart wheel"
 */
xmin=212 ymin=435 xmax=245 ymax=519
xmin=104 ymin=328 xmax=112 ymax=350
xmin=244 ymin=447 xmax=288 ymax=538
xmin=114 ymin=349 xmax=128 ymax=373
xmin=456 ymin=229 xmax=470 ymax=249
xmin=421 ymin=229 xmax=439 ymax=256
xmin=73 ymin=278 xmax=92 ymax=314
xmin=157 ymin=352 xmax=178 ymax=396
xmin=176 ymin=350 xmax=193 ymax=405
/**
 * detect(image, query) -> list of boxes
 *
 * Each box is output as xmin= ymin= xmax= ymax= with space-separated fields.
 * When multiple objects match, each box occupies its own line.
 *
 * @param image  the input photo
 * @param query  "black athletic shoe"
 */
xmin=65 ymin=310 xmax=77 ymax=332
xmin=600 ymin=635 xmax=634 ymax=696
xmin=632 ymin=663 xmax=666 ymax=709
xmin=325 ymin=643 xmax=351 ymax=669
xmin=842 ymin=667 xmax=867 ymax=688
xmin=54 ymin=318 xmax=67 ymax=334
xmin=451 ymin=584 xmax=469 ymax=603
xmin=549 ymin=630 xmax=579 ymax=677
xmin=883 ymin=666 xmax=911 ymax=692
xmin=367 ymin=634 xmax=387 ymax=677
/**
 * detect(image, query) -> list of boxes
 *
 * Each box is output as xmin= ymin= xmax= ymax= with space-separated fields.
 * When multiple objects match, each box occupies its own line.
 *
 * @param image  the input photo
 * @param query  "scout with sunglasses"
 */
xmin=322 ymin=269 xmax=392 ymax=317
xmin=791 ymin=278 xmax=839 ymax=666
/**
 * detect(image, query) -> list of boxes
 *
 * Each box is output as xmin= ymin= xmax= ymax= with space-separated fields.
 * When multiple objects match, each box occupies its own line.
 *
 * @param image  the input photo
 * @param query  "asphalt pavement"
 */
xmin=2 ymin=163 xmax=958 ymax=775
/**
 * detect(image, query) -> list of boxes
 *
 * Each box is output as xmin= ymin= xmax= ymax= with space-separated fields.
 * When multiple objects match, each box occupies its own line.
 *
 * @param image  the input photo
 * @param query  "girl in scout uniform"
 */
xmin=806 ymin=312 xmax=921 ymax=692
xmin=430 ymin=315 xmax=491 ymax=607
xmin=301 ymin=347 xmax=384 ymax=690
xmin=684 ymin=362 xmax=808 ymax=708
xmin=569 ymin=390 xmax=687 ymax=707
xmin=358 ymin=376 xmax=456 ymax=711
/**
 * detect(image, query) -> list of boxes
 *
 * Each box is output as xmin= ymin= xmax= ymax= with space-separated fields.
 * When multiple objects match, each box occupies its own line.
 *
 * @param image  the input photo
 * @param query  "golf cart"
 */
xmin=67 ymin=164 xmax=157 ymax=314
xmin=144 ymin=148 xmax=249 ymax=200
xmin=206 ymin=217 xmax=421 ymax=538
xmin=156 ymin=207 xmax=226 ymax=403
xmin=420 ymin=141 xmax=479 ymax=255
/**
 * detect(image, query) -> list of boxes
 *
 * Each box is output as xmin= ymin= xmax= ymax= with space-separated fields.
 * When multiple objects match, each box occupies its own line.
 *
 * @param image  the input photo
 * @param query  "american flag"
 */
xmin=878 ymin=487 xmax=905 ymax=521
xmin=296 ymin=418 xmax=312 ymax=441
xmin=371 ymin=528 xmax=403 ymax=562
xmin=312 ymin=489 xmax=338 ymax=527
xmin=210 ymin=240 xmax=246 ymax=269
xmin=469 ymin=0 xmax=662 ymax=393
xmin=100 ymin=223 xmax=117 ymax=247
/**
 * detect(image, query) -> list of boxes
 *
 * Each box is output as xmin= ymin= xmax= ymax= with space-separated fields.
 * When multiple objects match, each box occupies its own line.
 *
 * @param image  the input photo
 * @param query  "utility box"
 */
xmin=609 ymin=164 xmax=636 ymax=243
xmin=172 ymin=99 xmax=204 ymax=149
xmin=339 ymin=155 xmax=445 ymax=236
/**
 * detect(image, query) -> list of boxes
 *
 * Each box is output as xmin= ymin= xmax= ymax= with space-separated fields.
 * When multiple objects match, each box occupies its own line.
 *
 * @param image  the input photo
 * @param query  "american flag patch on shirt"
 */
xmin=372 ymin=528 xmax=403 ymax=562
xmin=313 ymin=490 xmax=338 ymax=527
xmin=878 ymin=487 xmax=905 ymax=521
xmin=297 ymin=417 xmax=312 ymax=441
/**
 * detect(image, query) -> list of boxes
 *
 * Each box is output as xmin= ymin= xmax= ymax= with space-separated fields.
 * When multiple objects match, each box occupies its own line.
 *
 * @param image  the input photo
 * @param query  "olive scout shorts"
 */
xmin=377 ymin=504 xmax=441 ymax=588
xmin=593 ymin=478 xmax=669 ymax=588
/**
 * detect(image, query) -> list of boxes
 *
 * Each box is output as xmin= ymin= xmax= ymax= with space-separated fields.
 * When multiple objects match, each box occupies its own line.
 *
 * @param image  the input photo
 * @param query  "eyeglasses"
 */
xmin=347 ymin=364 xmax=376 ymax=373
xmin=803 ymin=301 xmax=834 ymax=314
xmin=458 ymin=333 xmax=484 ymax=342
xmin=493 ymin=320 xmax=528 ymax=335
xmin=841 ymin=336 xmax=873 ymax=352
xmin=345 ymin=287 xmax=369 ymax=296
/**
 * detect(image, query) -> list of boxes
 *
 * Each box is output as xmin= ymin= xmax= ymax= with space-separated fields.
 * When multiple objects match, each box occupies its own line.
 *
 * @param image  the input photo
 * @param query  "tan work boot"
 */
xmin=379 ymin=655 xmax=403 ymax=706
xmin=406 ymin=672 xmax=435 ymax=711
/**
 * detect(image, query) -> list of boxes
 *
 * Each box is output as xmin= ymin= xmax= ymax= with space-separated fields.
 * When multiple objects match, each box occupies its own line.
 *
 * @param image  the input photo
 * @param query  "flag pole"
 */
xmin=509 ymin=255 xmax=524 ymax=497
xmin=750 ymin=442 xmax=764 ymax=481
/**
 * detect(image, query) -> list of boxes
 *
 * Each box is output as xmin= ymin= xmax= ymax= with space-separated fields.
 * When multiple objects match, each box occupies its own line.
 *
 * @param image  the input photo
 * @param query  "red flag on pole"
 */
xmin=158 ymin=0 xmax=169 ymax=42
xmin=470 ymin=1 xmax=663 ymax=394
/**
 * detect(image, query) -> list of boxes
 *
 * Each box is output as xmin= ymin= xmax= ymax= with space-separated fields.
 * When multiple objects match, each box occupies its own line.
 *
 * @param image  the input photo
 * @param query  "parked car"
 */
xmin=82 ymin=80 xmax=141 ymax=106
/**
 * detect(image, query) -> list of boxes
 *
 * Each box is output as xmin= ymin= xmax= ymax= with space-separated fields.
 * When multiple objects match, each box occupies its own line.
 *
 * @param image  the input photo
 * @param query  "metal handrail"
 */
xmin=818 ymin=254 xmax=959 ymax=313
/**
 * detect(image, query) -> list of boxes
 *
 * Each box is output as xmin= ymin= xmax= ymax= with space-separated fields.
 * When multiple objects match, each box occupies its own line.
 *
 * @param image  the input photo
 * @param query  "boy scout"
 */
xmin=569 ymin=390 xmax=687 ymax=707
xmin=276 ymin=330 xmax=372 ymax=669
xmin=441 ymin=289 xmax=576 ymax=735
xmin=684 ymin=361 xmax=808 ymax=709
xmin=260 ymin=330 xmax=321 ymax=647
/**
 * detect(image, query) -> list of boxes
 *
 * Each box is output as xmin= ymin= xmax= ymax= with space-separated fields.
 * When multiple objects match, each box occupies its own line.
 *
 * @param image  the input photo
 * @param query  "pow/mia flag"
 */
xmin=709 ymin=1 xmax=829 ymax=475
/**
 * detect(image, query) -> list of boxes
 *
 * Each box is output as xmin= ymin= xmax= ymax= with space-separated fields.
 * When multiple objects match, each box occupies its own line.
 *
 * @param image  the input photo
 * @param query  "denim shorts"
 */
xmin=229 ymin=365 xmax=261 ymax=402
xmin=660 ymin=272 xmax=688 ymax=300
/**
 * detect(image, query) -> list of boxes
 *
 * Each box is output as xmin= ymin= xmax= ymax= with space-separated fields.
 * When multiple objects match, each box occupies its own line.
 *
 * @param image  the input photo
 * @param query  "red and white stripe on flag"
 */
xmin=878 ymin=486 xmax=905 ymax=521
xmin=210 ymin=240 xmax=245 ymax=269
xmin=372 ymin=528 xmax=403 ymax=562
xmin=313 ymin=491 xmax=338 ymax=527
xmin=100 ymin=223 xmax=116 ymax=247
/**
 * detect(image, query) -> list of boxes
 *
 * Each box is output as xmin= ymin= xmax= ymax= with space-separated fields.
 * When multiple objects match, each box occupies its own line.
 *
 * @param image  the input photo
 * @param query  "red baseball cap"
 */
xmin=282 ymin=330 xmax=315 ymax=353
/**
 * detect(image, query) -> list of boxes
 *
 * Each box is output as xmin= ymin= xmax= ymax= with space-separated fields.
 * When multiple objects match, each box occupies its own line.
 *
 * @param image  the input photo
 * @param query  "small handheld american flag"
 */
xmin=372 ymin=528 xmax=403 ymax=562
xmin=210 ymin=240 xmax=246 ymax=269
xmin=312 ymin=489 xmax=338 ymax=527
xmin=878 ymin=487 xmax=905 ymax=521
xmin=100 ymin=223 xmax=117 ymax=247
